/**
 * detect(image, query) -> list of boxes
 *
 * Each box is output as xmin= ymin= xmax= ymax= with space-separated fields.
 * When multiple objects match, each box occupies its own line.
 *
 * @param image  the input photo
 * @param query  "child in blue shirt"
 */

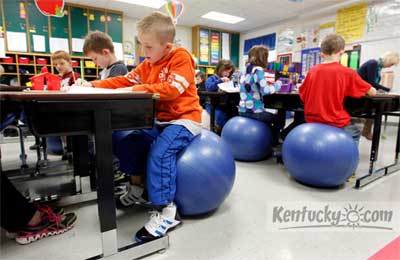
xmin=239 ymin=45 xmax=283 ymax=143
xmin=205 ymin=59 xmax=235 ymax=133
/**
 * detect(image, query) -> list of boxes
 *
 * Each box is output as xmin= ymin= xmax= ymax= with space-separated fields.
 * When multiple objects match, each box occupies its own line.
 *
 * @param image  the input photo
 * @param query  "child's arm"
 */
xmin=205 ymin=75 xmax=222 ymax=91
xmin=89 ymin=65 xmax=143 ymax=89
xmin=365 ymin=62 xmax=390 ymax=92
xmin=255 ymin=68 xmax=281 ymax=96
xmin=131 ymin=54 xmax=195 ymax=100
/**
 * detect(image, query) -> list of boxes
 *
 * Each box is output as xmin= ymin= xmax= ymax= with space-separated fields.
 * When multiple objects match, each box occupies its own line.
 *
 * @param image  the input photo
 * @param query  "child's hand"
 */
xmin=60 ymin=85 xmax=71 ymax=92
xmin=74 ymin=78 xmax=92 ymax=87
xmin=221 ymin=77 xmax=230 ymax=82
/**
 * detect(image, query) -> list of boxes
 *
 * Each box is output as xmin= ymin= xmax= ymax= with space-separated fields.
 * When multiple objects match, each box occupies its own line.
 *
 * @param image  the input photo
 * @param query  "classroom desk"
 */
xmin=198 ymin=91 xmax=400 ymax=188
xmin=0 ymin=91 xmax=168 ymax=259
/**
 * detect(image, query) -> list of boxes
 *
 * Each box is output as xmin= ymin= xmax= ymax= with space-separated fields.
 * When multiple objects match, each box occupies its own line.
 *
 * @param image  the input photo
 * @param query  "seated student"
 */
xmin=357 ymin=51 xmax=399 ymax=140
xmin=299 ymin=33 xmax=376 ymax=145
xmin=52 ymin=50 xmax=81 ymax=87
xmin=195 ymin=71 xmax=206 ymax=91
xmin=0 ymin=171 xmax=76 ymax=245
xmin=76 ymin=11 xmax=202 ymax=242
xmin=83 ymin=30 xmax=128 ymax=80
xmin=82 ymin=30 xmax=129 ymax=186
xmin=205 ymin=59 xmax=235 ymax=133
xmin=238 ymin=45 xmax=282 ymax=143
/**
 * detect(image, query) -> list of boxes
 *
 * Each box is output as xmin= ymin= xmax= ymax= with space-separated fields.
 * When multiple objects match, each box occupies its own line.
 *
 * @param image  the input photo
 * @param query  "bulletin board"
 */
xmin=89 ymin=9 xmax=106 ymax=32
xmin=210 ymin=30 xmax=220 ymax=65
xmin=70 ymin=6 xmax=88 ymax=56
xmin=27 ymin=0 xmax=49 ymax=53
xmin=199 ymin=28 xmax=209 ymax=65
xmin=3 ymin=0 xmax=28 ymax=52
xmin=107 ymin=12 xmax=123 ymax=43
xmin=50 ymin=7 xmax=69 ymax=53
xmin=300 ymin=47 xmax=321 ymax=77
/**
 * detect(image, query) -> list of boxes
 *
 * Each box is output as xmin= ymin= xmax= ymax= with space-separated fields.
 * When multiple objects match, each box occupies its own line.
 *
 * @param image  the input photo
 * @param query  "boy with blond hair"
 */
xmin=299 ymin=34 xmax=376 ymax=144
xmin=52 ymin=50 xmax=80 ymax=87
xmin=81 ymin=11 xmax=202 ymax=242
xmin=83 ymin=30 xmax=128 ymax=80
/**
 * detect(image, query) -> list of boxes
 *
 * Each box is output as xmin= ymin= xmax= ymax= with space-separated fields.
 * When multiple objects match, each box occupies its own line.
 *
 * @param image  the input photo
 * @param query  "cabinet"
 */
xmin=1 ymin=52 xmax=99 ymax=86
xmin=192 ymin=26 xmax=240 ymax=77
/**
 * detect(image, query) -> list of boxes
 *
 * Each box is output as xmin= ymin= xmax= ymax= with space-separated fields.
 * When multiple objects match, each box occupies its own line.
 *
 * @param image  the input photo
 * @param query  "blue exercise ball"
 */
xmin=221 ymin=116 xmax=272 ymax=161
xmin=282 ymin=123 xmax=359 ymax=187
xmin=175 ymin=130 xmax=236 ymax=215
xmin=47 ymin=136 xmax=63 ymax=155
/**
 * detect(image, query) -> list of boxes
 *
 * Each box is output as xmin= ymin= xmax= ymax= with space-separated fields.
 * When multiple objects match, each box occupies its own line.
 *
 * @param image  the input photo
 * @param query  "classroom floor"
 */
xmin=0 ymin=120 xmax=399 ymax=260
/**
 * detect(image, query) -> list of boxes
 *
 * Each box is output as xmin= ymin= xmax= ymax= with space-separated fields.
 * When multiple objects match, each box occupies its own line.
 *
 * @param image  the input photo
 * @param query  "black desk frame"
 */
xmin=1 ymin=92 xmax=168 ymax=259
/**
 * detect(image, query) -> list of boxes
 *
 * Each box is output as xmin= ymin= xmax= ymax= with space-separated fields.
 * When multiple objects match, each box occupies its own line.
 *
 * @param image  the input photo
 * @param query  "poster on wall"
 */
xmin=210 ymin=31 xmax=220 ymax=65
xmin=277 ymin=28 xmax=294 ymax=54
xmin=365 ymin=0 xmax=400 ymax=41
xmin=336 ymin=2 xmax=367 ymax=43
xmin=199 ymin=29 xmax=209 ymax=64
xmin=300 ymin=47 xmax=321 ymax=77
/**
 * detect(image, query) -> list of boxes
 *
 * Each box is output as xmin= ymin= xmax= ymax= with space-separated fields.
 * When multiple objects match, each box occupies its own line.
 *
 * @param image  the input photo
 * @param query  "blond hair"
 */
xmin=248 ymin=45 xmax=269 ymax=68
xmin=137 ymin=11 xmax=175 ymax=44
xmin=52 ymin=50 xmax=71 ymax=62
xmin=381 ymin=51 xmax=400 ymax=66
xmin=83 ymin=31 xmax=115 ymax=55
xmin=320 ymin=34 xmax=345 ymax=55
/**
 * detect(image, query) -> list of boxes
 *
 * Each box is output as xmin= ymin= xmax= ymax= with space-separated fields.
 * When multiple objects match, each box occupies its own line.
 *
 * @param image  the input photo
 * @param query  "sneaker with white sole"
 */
xmin=135 ymin=202 xmax=181 ymax=243
xmin=15 ymin=207 xmax=76 ymax=245
xmin=118 ymin=184 xmax=149 ymax=207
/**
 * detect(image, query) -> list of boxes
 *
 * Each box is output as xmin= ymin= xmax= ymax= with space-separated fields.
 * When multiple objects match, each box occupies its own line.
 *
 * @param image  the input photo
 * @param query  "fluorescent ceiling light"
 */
xmin=201 ymin=11 xmax=245 ymax=24
xmin=115 ymin=0 xmax=165 ymax=9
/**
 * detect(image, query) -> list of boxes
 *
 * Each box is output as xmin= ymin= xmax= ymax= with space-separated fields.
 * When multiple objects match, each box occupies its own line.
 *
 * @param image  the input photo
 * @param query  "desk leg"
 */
xmin=94 ymin=110 xmax=118 ymax=257
xmin=209 ymin=100 xmax=216 ymax=133
xmin=72 ymin=135 xmax=90 ymax=193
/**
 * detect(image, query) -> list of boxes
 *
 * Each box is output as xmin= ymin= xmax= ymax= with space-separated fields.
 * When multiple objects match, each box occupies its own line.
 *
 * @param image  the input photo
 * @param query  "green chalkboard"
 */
xmin=27 ymin=0 xmax=49 ymax=53
xmin=50 ymin=7 xmax=69 ymax=38
xmin=0 ymin=0 xmax=3 ymax=33
xmin=70 ymin=6 xmax=88 ymax=56
xmin=89 ymin=9 xmax=105 ymax=32
xmin=107 ymin=12 xmax=122 ymax=43
xmin=3 ymin=0 xmax=26 ymax=32
xmin=230 ymin=33 xmax=239 ymax=67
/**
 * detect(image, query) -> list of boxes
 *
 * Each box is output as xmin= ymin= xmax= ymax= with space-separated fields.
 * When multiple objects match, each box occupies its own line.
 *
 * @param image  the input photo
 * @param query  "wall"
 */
xmin=123 ymin=15 xmax=192 ymax=61
xmin=239 ymin=0 xmax=400 ymax=92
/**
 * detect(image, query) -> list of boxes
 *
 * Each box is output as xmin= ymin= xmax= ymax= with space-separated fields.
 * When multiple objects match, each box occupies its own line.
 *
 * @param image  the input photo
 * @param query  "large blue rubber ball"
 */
xmin=175 ymin=130 xmax=236 ymax=215
xmin=221 ymin=116 xmax=272 ymax=161
xmin=282 ymin=123 xmax=359 ymax=187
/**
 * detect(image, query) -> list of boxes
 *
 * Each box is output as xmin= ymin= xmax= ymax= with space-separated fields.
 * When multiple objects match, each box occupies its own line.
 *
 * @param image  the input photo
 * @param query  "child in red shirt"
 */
xmin=299 ymin=34 xmax=376 ymax=144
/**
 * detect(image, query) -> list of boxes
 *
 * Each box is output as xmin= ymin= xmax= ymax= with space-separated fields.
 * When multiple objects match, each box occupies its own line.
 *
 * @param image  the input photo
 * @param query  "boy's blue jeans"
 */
xmin=343 ymin=120 xmax=361 ymax=146
xmin=113 ymin=124 xmax=194 ymax=206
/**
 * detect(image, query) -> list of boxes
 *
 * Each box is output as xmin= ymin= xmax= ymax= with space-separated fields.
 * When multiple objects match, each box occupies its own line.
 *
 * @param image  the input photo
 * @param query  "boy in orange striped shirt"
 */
xmin=84 ymin=11 xmax=202 ymax=242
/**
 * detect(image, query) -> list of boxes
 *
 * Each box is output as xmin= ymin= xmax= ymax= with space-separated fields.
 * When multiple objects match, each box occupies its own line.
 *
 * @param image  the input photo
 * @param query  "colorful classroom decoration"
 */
xmin=165 ymin=0 xmax=184 ymax=25
xmin=336 ymin=2 xmax=367 ymax=43
xmin=210 ymin=31 xmax=220 ymax=65
xmin=300 ymin=47 xmax=321 ymax=77
xmin=34 ymin=0 xmax=65 ymax=17
xmin=199 ymin=29 xmax=209 ymax=64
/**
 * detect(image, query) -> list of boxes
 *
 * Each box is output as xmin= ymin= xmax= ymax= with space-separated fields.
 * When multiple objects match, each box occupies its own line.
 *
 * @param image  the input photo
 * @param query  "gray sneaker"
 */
xmin=118 ymin=184 xmax=149 ymax=207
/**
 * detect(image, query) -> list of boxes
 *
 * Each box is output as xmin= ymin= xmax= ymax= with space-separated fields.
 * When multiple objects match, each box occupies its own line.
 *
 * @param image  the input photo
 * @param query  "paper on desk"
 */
xmin=67 ymin=86 xmax=134 ymax=94
xmin=218 ymin=81 xmax=239 ymax=93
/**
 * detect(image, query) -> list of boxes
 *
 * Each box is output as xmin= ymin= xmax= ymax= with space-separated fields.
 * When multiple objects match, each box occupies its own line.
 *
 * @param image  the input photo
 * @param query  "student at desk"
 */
xmin=52 ymin=50 xmax=81 ymax=87
xmin=299 ymin=33 xmax=376 ymax=145
xmin=357 ymin=51 xmax=400 ymax=140
xmin=75 ymin=11 xmax=202 ymax=243
xmin=238 ymin=45 xmax=283 ymax=143
xmin=205 ymin=59 xmax=235 ymax=133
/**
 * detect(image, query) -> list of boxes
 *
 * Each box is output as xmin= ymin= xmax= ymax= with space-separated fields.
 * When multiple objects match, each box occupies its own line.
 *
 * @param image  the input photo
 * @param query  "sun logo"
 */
xmin=341 ymin=204 xmax=366 ymax=229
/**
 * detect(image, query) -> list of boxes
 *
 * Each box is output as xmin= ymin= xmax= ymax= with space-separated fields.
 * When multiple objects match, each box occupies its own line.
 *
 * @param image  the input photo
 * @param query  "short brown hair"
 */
xmin=137 ymin=11 xmax=175 ymax=44
xmin=196 ymin=71 xmax=206 ymax=81
xmin=320 ymin=34 xmax=345 ymax=55
xmin=215 ymin=59 xmax=235 ymax=77
xmin=52 ymin=50 xmax=71 ymax=62
xmin=248 ymin=45 xmax=269 ymax=68
xmin=83 ymin=30 xmax=115 ymax=55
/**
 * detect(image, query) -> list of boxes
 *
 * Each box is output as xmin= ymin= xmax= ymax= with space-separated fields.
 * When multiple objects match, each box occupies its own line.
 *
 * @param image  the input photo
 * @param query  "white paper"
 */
xmin=114 ymin=42 xmax=123 ymax=61
xmin=67 ymin=85 xmax=135 ymax=94
xmin=50 ymin=37 xmax=69 ymax=53
xmin=221 ymin=33 xmax=230 ymax=60
xmin=218 ymin=81 xmax=239 ymax=93
xmin=6 ymin=31 xmax=27 ymax=52
xmin=0 ymin=37 xmax=5 ymax=58
xmin=32 ymin=34 xmax=46 ymax=52
xmin=72 ymin=38 xmax=84 ymax=52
